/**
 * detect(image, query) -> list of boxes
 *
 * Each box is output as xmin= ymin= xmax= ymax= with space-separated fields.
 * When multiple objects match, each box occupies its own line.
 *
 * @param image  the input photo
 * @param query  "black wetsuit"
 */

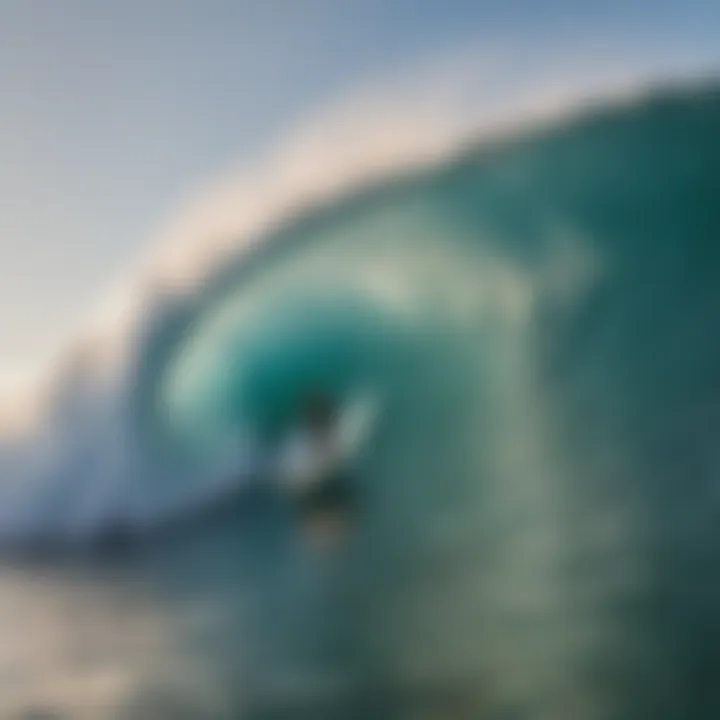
xmin=295 ymin=470 xmax=358 ymax=520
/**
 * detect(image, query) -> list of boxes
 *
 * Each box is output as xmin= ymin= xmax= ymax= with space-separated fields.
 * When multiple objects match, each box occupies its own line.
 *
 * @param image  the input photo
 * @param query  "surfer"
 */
xmin=276 ymin=391 xmax=360 ymax=550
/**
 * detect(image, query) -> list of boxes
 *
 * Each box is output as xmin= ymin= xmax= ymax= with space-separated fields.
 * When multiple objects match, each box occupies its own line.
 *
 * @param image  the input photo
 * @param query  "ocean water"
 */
xmin=1 ymin=82 xmax=720 ymax=718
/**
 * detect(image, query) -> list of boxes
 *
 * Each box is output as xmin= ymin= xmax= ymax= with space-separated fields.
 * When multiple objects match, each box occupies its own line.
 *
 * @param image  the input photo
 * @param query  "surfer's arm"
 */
xmin=337 ymin=396 xmax=378 ymax=460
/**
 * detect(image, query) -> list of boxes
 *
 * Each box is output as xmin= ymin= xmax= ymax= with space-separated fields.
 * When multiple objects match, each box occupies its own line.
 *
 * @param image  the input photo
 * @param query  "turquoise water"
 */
xmin=2 ymin=83 xmax=720 ymax=718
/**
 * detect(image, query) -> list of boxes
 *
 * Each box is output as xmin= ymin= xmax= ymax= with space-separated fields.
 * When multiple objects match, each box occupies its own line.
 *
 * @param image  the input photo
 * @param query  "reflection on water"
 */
xmin=0 ymin=483 xmax=497 ymax=719
xmin=0 ymin=562 xmax=173 ymax=718
xmin=0 ymin=490 xmax=374 ymax=718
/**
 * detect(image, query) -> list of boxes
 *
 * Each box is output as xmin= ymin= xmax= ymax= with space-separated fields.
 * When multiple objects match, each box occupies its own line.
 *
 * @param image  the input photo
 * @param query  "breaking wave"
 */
xmin=0 ymin=76 xmax=718 ymax=567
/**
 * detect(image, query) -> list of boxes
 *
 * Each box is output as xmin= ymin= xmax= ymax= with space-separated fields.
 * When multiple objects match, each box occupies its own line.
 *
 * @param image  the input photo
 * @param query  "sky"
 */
xmin=0 ymin=0 xmax=718 ymax=396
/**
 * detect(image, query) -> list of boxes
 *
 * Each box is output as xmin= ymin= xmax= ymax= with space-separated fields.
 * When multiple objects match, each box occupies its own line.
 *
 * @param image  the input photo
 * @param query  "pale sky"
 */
xmin=0 ymin=0 xmax=718 ymax=393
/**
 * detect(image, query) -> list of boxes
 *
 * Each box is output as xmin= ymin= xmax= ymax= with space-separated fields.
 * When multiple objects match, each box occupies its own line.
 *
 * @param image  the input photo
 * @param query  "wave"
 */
xmin=0 ymin=73 xmax=718 ymax=551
